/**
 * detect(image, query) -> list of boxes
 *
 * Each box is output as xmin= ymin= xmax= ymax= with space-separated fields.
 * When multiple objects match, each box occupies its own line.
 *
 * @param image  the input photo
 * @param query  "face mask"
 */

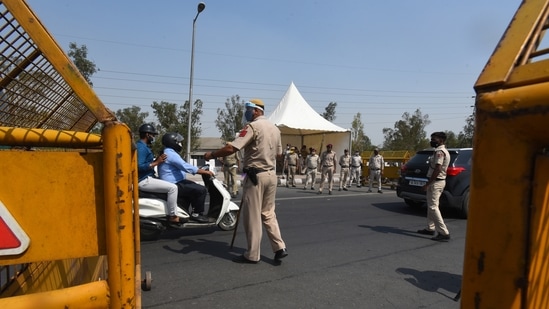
xmin=245 ymin=110 xmax=254 ymax=122
xmin=430 ymin=141 xmax=439 ymax=148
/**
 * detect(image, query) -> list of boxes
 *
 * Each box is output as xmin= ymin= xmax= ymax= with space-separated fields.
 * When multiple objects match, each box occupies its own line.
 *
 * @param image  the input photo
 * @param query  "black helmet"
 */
xmin=138 ymin=123 xmax=157 ymax=135
xmin=162 ymin=132 xmax=184 ymax=152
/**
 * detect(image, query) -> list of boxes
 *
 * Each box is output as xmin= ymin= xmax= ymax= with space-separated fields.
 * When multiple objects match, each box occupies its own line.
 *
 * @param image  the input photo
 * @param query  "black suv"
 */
xmin=396 ymin=148 xmax=472 ymax=218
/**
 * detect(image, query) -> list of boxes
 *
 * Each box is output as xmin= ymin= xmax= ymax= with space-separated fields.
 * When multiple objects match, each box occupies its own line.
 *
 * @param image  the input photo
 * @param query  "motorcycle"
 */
xmin=138 ymin=165 xmax=239 ymax=241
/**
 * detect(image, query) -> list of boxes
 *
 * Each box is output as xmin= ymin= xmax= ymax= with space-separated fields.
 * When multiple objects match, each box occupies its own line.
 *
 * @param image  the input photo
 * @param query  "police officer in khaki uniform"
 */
xmin=205 ymin=99 xmax=287 ymax=264
xmin=303 ymin=148 xmax=320 ymax=190
xmin=368 ymin=148 xmax=384 ymax=193
xmin=299 ymin=145 xmax=308 ymax=174
xmin=338 ymin=149 xmax=351 ymax=191
xmin=417 ymin=131 xmax=451 ymax=242
xmin=318 ymin=144 xmax=337 ymax=195
xmin=219 ymin=149 xmax=239 ymax=198
xmin=350 ymin=151 xmax=363 ymax=187
xmin=284 ymin=146 xmax=299 ymax=187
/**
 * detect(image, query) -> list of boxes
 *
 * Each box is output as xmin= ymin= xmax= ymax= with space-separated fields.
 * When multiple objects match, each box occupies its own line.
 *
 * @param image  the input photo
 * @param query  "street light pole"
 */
xmin=187 ymin=2 xmax=206 ymax=162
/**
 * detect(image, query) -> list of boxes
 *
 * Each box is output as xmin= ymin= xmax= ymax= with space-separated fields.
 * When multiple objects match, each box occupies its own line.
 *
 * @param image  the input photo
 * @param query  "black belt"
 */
xmin=352 ymin=165 xmax=361 ymax=168
xmin=370 ymin=168 xmax=380 ymax=170
xmin=341 ymin=166 xmax=349 ymax=168
xmin=435 ymin=178 xmax=445 ymax=181
xmin=323 ymin=165 xmax=333 ymax=167
xmin=288 ymin=164 xmax=296 ymax=166
xmin=244 ymin=167 xmax=272 ymax=173
xmin=308 ymin=167 xmax=317 ymax=169
xmin=224 ymin=164 xmax=235 ymax=167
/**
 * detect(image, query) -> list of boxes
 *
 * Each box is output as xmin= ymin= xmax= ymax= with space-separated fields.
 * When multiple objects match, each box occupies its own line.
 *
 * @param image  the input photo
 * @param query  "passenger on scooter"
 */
xmin=158 ymin=132 xmax=214 ymax=223
xmin=136 ymin=123 xmax=181 ymax=224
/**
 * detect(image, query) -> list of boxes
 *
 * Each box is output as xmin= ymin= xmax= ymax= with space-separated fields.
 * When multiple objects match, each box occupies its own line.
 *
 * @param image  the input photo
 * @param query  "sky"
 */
xmin=25 ymin=0 xmax=521 ymax=146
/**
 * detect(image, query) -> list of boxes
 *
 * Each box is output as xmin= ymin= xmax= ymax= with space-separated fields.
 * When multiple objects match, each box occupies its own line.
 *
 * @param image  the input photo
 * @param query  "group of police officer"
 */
xmin=283 ymin=144 xmax=385 ymax=195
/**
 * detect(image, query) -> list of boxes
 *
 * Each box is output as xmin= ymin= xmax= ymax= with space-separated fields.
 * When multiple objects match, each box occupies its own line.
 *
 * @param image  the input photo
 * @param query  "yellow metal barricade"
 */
xmin=463 ymin=0 xmax=549 ymax=307
xmin=361 ymin=150 xmax=412 ymax=188
xmin=0 ymin=0 xmax=141 ymax=308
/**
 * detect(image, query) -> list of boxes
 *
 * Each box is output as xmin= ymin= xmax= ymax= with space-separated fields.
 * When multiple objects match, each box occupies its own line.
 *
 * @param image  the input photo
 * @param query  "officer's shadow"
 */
xmin=358 ymin=224 xmax=431 ymax=239
xmin=396 ymin=267 xmax=461 ymax=300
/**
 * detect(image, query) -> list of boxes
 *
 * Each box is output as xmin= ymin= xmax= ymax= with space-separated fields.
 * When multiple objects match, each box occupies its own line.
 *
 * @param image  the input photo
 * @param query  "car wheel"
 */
xmin=460 ymin=189 xmax=470 ymax=219
xmin=404 ymin=199 xmax=423 ymax=208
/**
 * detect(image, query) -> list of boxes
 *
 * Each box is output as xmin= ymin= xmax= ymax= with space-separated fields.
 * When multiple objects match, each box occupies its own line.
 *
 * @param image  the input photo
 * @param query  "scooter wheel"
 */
xmin=142 ymin=271 xmax=152 ymax=291
xmin=218 ymin=210 xmax=238 ymax=231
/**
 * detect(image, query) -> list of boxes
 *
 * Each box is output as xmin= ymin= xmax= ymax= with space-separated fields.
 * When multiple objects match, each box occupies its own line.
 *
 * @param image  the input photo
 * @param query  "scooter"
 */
xmin=138 ymin=165 xmax=239 ymax=241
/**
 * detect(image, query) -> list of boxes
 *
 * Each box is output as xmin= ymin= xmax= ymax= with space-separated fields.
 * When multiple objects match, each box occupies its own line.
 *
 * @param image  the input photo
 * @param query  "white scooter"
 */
xmin=138 ymin=165 xmax=239 ymax=241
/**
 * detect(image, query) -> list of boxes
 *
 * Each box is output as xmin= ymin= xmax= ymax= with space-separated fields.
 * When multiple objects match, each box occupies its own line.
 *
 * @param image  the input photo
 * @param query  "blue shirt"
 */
xmin=136 ymin=140 xmax=155 ymax=182
xmin=158 ymin=148 xmax=199 ymax=183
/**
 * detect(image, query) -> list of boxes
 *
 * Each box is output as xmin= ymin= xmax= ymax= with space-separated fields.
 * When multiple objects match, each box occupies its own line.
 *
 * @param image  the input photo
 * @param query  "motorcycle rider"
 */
xmin=136 ymin=123 xmax=181 ymax=223
xmin=158 ymin=132 xmax=214 ymax=223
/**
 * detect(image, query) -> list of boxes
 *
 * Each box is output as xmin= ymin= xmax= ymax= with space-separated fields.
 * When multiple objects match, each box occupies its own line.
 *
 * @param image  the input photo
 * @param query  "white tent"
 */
xmin=268 ymin=82 xmax=351 ymax=156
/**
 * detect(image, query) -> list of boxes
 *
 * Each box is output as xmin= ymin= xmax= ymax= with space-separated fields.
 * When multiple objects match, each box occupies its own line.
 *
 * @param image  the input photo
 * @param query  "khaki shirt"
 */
xmin=427 ymin=145 xmax=450 ymax=179
xmin=286 ymin=152 xmax=299 ymax=166
xmin=320 ymin=150 xmax=337 ymax=167
xmin=339 ymin=154 xmax=351 ymax=167
xmin=306 ymin=154 xmax=320 ymax=169
xmin=369 ymin=154 xmax=384 ymax=170
xmin=231 ymin=116 xmax=282 ymax=170
xmin=351 ymin=155 xmax=362 ymax=167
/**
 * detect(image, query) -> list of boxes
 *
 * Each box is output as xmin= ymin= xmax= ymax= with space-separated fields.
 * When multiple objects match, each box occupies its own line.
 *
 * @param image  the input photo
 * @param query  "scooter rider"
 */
xmin=136 ymin=124 xmax=181 ymax=224
xmin=158 ymin=132 xmax=214 ymax=223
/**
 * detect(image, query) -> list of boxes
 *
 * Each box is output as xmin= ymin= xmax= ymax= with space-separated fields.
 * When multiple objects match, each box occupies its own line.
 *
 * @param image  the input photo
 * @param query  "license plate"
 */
xmin=409 ymin=180 xmax=426 ymax=186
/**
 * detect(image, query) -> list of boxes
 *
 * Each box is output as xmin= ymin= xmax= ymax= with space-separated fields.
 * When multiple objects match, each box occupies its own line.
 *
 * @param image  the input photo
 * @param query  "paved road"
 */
xmin=140 ymin=186 xmax=465 ymax=309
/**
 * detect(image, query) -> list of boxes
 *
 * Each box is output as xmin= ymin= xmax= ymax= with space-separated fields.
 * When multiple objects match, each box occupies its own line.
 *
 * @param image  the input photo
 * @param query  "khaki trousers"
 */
xmin=339 ymin=167 xmax=350 ymax=188
xmin=426 ymin=180 xmax=449 ymax=235
xmin=304 ymin=168 xmax=317 ymax=188
xmin=223 ymin=165 xmax=238 ymax=195
xmin=241 ymin=170 xmax=285 ymax=261
xmin=350 ymin=167 xmax=361 ymax=186
xmin=286 ymin=165 xmax=297 ymax=186
xmin=369 ymin=170 xmax=382 ymax=191
xmin=318 ymin=166 xmax=334 ymax=192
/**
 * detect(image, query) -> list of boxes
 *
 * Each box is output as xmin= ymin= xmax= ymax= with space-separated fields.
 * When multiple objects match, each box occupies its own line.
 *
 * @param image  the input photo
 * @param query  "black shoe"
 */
xmin=328 ymin=190 xmax=332 ymax=195
xmin=317 ymin=191 xmax=322 ymax=195
xmin=274 ymin=248 xmax=288 ymax=261
xmin=292 ymin=185 xmax=296 ymax=187
xmin=378 ymin=190 xmax=383 ymax=193
xmin=232 ymin=255 xmax=259 ymax=264
xmin=190 ymin=213 xmax=209 ymax=223
xmin=417 ymin=229 xmax=436 ymax=236
xmin=343 ymin=187 xmax=348 ymax=191
xmin=338 ymin=188 xmax=342 ymax=191
xmin=311 ymin=187 xmax=315 ymax=190
xmin=431 ymin=234 xmax=451 ymax=242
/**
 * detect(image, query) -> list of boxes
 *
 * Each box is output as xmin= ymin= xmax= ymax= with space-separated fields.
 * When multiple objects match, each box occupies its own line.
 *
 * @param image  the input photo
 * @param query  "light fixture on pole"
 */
xmin=187 ymin=2 xmax=206 ymax=162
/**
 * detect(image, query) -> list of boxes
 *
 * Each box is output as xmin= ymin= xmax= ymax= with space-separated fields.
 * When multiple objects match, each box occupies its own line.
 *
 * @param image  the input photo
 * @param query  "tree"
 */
xmin=215 ymin=95 xmax=245 ymax=142
xmin=151 ymin=99 xmax=203 ymax=157
xmin=68 ymin=42 xmax=97 ymax=86
xmin=115 ymin=105 xmax=149 ymax=140
xmin=444 ymin=130 xmax=459 ymax=148
xmin=382 ymin=109 xmax=431 ymax=151
xmin=321 ymin=102 xmax=337 ymax=121
xmin=457 ymin=113 xmax=474 ymax=147
xmin=350 ymin=112 xmax=371 ymax=152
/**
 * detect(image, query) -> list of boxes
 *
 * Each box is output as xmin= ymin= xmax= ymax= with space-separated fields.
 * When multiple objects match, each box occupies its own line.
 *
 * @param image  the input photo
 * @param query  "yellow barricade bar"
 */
xmin=0 ymin=126 xmax=102 ymax=148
